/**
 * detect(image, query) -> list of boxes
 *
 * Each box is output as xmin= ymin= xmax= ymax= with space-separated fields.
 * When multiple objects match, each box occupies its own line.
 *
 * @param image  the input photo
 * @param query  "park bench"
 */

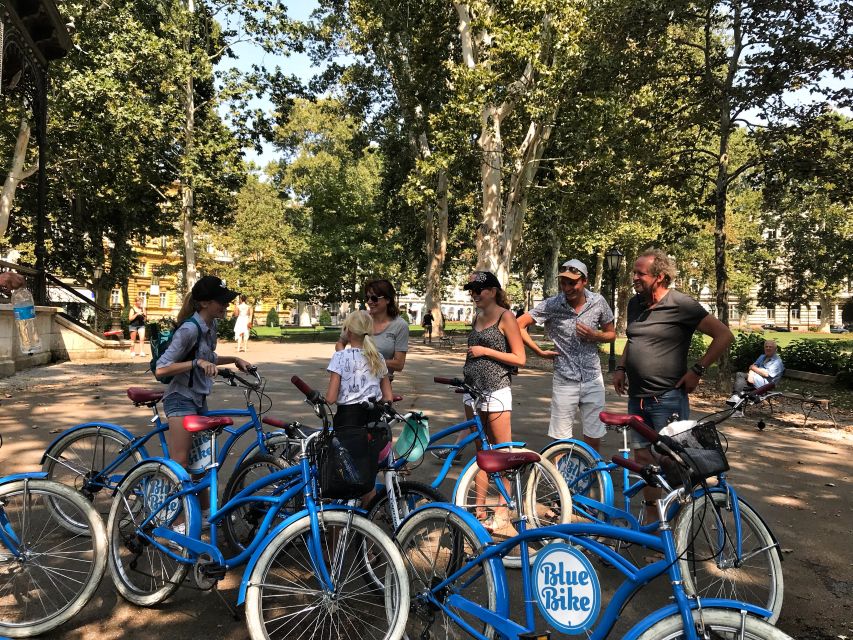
xmin=438 ymin=335 xmax=455 ymax=349
xmin=758 ymin=370 xmax=837 ymax=427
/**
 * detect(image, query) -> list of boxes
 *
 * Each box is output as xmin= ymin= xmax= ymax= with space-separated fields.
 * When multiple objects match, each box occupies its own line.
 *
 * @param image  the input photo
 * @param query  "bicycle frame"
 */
xmin=407 ymin=500 xmax=772 ymax=640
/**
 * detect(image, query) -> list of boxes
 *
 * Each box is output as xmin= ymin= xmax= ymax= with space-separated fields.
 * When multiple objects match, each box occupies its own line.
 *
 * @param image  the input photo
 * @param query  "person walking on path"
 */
xmin=517 ymin=259 xmax=615 ymax=452
xmin=461 ymin=271 xmax=526 ymax=534
xmin=128 ymin=295 xmax=147 ymax=358
xmin=336 ymin=279 xmax=409 ymax=378
xmin=233 ymin=295 xmax=253 ymax=352
xmin=612 ymin=249 xmax=733 ymax=522
xmin=421 ymin=310 xmax=434 ymax=344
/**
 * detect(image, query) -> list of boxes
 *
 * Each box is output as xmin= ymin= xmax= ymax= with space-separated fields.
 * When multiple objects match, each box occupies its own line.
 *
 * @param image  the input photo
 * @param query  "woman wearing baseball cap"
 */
xmin=155 ymin=276 xmax=253 ymax=522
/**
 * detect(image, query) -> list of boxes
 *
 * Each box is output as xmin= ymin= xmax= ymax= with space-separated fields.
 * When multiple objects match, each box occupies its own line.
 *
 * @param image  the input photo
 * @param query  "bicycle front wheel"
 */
xmin=541 ymin=440 xmax=608 ymax=518
xmin=637 ymin=608 xmax=794 ymax=639
xmin=366 ymin=480 xmax=447 ymax=536
xmin=245 ymin=510 xmax=408 ymax=640
xmin=107 ymin=461 xmax=192 ymax=606
xmin=453 ymin=448 xmax=571 ymax=567
xmin=674 ymin=491 xmax=783 ymax=624
xmin=396 ymin=506 xmax=502 ymax=640
xmin=42 ymin=425 xmax=145 ymax=533
xmin=0 ymin=479 xmax=107 ymax=638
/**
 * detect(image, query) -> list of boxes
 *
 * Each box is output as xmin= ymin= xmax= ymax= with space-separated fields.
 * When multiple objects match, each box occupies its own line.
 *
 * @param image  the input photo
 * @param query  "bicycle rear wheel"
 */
xmin=637 ymin=608 xmax=793 ymax=639
xmin=0 ymin=479 xmax=107 ymax=638
xmin=674 ymin=491 xmax=783 ymax=624
xmin=453 ymin=448 xmax=571 ymax=567
xmin=245 ymin=510 xmax=408 ymax=640
xmin=396 ymin=506 xmax=502 ymax=640
xmin=42 ymin=425 xmax=145 ymax=533
xmin=366 ymin=480 xmax=447 ymax=536
xmin=541 ymin=440 xmax=608 ymax=519
xmin=106 ymin=462 xmax=192 ymax=606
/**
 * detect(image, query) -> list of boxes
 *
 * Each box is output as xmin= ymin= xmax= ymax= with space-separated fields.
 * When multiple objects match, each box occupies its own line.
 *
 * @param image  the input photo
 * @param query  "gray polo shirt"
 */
xmin=373 ymin=315 xmax=409 ymax=361
xmin=156 ymin=312 xmax=218 ymax=405
xmin=528 ymin=290 xmax=614 ymax=383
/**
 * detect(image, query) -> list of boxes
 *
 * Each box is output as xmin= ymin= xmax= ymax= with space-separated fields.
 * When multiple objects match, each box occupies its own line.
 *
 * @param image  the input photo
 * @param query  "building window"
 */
xmin=110 ymin=289 xmax=120 ymax=305
xmin=791 ymin=305 xmax=801 ymax=320
xmin=151 ymin=275 xmax=160 ymax=286
xmin=160 ymin=292 xmax=168 ymax=308
xmin=766 ymin=307 xmax=776 ymax=320
xmin=816 ymin=304 xmax=822 ymax=320
xmin=140 ymin=262 xmax=147 ymax=276
xmin=160 ymin=236 xmax=168 ymax=250
xmin=729 ymin=307 xmax=740 ymax=321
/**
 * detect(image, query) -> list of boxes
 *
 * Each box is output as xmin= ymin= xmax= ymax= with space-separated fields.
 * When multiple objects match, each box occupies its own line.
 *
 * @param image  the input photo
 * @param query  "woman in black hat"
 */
xmin=155 ymin=276 xmax=253 ymax=525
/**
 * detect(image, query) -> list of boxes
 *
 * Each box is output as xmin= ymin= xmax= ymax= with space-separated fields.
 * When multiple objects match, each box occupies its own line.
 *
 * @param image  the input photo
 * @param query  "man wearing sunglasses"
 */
xmin=517 ymin=259 xmax=615 ymax=452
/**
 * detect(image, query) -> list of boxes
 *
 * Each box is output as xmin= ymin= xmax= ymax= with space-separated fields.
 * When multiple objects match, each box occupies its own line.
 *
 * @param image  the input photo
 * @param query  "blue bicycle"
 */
xmin=105 ymin=375 xmax=409 ymax=640
xmin=40 ymin=367 xmax=290 ymax=532
xmin=539 ymin=384 xmax=783 ymax=622
xmin=396 ymin=417 xmax=792 ymax=640
xmin=0 ymin=433 xmax=107 ymax=638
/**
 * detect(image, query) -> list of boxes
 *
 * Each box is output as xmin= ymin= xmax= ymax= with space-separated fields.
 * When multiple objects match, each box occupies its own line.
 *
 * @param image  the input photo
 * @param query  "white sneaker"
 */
xmin=725 ymin=394 xmax=740 ymax=406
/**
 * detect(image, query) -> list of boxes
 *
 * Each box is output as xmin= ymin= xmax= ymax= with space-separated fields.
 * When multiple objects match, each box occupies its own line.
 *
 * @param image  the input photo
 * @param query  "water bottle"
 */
xmin=187 ymin=433 xmax=213 ymax=474
xmin=11 ymin=287 xmax=43 ymax=355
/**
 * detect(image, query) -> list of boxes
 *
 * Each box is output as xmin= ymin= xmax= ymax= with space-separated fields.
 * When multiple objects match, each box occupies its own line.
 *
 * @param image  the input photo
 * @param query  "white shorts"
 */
xmin=463 ymin=386 xmax=512 ymax=413
xmin=548 ymin=374 xmax=606 ymax=440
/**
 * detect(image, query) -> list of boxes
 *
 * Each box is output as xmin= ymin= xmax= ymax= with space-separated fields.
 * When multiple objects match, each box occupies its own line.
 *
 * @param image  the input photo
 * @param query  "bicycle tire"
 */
xmin=0 ymin=479 xmax=107 ymax=638
xmin=540 ymin=440 xmax=608 ymax=518
xmin=366 ymin=480 xmax=447 ymax=536
xmin=396 ymin=506 xmax=501 ymax=640
xmin=453 ymin=448 xmax=571 ymax=568
xmin=637 ymin=608 xmax=794 ymax=639
xmin=42 ymin=425 xmax=145 ymax=533
xmin=107 ymin=461 xmax=192 ymax=606
xmin=674 ymin=491 xmax=784 ymax=624
xmin=245 ymin=510 xmax=408 ymax=640
xmin=221 ymin=454 xmax=295 ymax=555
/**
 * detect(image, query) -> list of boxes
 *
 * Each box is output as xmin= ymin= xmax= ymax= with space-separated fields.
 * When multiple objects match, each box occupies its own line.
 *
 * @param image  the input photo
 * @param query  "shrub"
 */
xmin=780 ymin=339 xmax=843 ymax=375
xmin=266 ymin=308 xmax=279 ymax=327
xmin=687 ymin=332 xmax=707 ymax=366
xmin=835 ymin=353 xmax=853 ymax=389
xmin=729 ymin=332 xmax=767 ymax=372
xmin=399 ymin=311 xmax=410 ymax=324
xmin=217 ymin=316 xmax=236 ymax=341
xmin=318 ymin=309 xmax=332 ymax=326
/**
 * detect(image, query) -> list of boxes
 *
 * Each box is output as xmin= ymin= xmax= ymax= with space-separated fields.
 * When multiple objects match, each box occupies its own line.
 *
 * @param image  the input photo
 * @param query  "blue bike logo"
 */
xmin=532 ymin=543 xmax=601 ymax=634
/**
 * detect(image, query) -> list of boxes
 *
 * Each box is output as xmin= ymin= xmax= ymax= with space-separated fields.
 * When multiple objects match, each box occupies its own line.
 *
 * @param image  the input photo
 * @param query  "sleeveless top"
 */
xmin=463 ymin=318 xmax=514 ymax=392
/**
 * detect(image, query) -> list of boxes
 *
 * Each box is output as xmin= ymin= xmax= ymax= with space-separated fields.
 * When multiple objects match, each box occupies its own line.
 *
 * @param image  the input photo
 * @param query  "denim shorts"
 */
xmin=163 ymin=393 xmax=208 ymax=418
xmin=627 ymin=388 xmax=690 ymax=447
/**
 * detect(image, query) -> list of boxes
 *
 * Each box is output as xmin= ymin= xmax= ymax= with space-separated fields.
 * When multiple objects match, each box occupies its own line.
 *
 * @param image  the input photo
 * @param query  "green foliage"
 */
xmin=266 ymin=308 xmax=280 ymax=327
xmin=217 ymin=316 xmax=237 ymax=341
xmin=398 ymin=311 xmax=410 ymax=324
xmin=780 ymin=339 xmax=843 ymax=376
xmin=729 ymin=332 xmax=768 ymax=373
xmin=318 ymin=309 xmax=332 ymax=326
xmin=835 ymin=354 xmax=853 ymax=390
xmin=687 ymin=332 xmax=708 ymax=367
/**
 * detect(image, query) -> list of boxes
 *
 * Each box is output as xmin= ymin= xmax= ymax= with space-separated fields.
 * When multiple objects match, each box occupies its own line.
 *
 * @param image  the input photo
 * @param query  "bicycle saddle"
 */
xmin=127 ymin=387 xmax=164 ymax=405
xmin=183 ymin=415 xmax=234 ymax=433
xmin=476 ymin=450 xmax=540 ymax=473
xmin=599 ymin=411 xmax=645 ymax=426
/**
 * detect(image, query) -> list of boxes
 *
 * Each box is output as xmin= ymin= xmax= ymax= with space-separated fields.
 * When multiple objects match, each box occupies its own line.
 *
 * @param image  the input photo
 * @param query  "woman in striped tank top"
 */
xmin=461 ymin=271 xmax=526 ymax=534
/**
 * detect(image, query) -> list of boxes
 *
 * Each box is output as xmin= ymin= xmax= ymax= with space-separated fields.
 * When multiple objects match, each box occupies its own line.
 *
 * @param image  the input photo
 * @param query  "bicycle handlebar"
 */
xmin=433 ymin=376 xmax=462 ymax=386
xmin=747 ymin=382 xmax=776 ymax=397
xmin=627 ymin=416 xmax=659 ymax=443
xmin=611 ymin=456 xmax=645 ymax=474
xmin=219 ymin=367 xmax=261 ymax=390
xmin=290 ymin=376 xmax=323 ymax=404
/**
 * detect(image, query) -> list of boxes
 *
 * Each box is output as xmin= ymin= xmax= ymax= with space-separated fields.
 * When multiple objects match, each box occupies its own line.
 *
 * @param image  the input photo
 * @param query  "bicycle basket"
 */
xmin=657 ymin=420 xmax=729 ymax=487
xmin=317 ymin=424 xmax=389 ymax=500
xmin=393 ymin=413 xmax=429 ymax=462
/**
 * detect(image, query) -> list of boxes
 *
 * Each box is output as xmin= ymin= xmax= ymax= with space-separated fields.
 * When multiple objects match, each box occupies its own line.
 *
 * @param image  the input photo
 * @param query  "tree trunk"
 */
xmin=0 ymin=113 xmax=38 ymax=238
xmin=816 ymin=291 xmax=833 ymax=333
xmin=476 ymin=108 xmax=505 ymax=279
xmin=593 ymin=249 xmax=604 ymax=294
xmin=181 ymin=0 xmax=198 ymax=289
xmin=424 ymin=167 xmax=449 ymax=335
xmin=543 ymin=228 xmax=560 ymax=298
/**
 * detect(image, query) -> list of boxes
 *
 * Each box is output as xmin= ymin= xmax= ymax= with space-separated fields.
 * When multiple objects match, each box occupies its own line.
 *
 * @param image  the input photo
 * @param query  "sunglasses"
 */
xmin=366 ymin=295 xmax=386 ymax=303
xmin=561 ymin=266 xmax=583 ymax=276
xmin=468 ymin=285 xmax=494 ymax=295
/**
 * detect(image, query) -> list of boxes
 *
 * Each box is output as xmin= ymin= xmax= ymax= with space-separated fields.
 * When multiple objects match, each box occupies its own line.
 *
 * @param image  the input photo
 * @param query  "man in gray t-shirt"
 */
xmin=613 ymin=250 xmax=733 ymax=521
xmin=518 ymin=259 xmax=615 ymax=451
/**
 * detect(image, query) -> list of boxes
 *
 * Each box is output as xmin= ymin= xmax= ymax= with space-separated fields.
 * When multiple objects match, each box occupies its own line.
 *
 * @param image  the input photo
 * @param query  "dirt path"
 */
xmin=1 ymin=342 xmax=850 ymax=639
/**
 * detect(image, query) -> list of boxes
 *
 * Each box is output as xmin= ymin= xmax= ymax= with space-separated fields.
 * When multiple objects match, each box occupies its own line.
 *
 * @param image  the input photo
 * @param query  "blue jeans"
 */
xmin=627 ymin=388 xmax=690 ymax=447
xmin=163 ymin=393 xmax=208 ymax=418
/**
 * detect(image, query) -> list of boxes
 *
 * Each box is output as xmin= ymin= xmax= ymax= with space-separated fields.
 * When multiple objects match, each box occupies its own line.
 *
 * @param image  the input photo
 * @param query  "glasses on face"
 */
xmin=468 ymin=285 xmax=494 ymax=295
xmin=366 ymin=294 xmax=386 ymax=303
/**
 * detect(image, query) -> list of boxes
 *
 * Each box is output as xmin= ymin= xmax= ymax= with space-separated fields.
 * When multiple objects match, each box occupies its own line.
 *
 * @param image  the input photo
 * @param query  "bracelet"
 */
xmin=690 ymin=363 xmax=706 ymax=377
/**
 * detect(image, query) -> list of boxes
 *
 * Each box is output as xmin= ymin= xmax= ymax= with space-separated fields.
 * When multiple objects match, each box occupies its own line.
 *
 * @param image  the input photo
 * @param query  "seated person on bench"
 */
xmin=732 ymin=339 xmax=784 ymax=396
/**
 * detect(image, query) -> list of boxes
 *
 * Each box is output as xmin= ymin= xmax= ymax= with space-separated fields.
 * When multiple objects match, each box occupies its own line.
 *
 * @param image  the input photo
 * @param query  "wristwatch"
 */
xmin=690 ymin=363 xmax=706 ymax=377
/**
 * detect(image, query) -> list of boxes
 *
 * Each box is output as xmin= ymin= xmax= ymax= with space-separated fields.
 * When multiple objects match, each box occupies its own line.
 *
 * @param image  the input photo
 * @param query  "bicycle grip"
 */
xmin=611 ymin=456 xmax=645 ymax=474
xmin=434 ymin=376 xmax=461 ymax=385
xmin=291 ymin=376 xmax=314 ymax=398
xmin=628 ymin=416 xmax=659 ymax=443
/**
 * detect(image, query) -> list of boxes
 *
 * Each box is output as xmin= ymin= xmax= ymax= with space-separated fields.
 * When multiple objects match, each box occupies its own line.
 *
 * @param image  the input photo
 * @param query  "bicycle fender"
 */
xmin=0 ymin=472 xmax=48 ymax=486
xmin=236 ymin=504 xmax=364 ymax=606
xmin=622 ymin=601 xmax=773 ymax=638
xmin=450 ymin=441 xmax=527 ymax=501
xmin=697 ymin=487 xmax=783 ymax=561
xmin=539 ymin=438 xmax=603 ymax=462
xmin=40 ymin=422 xmax=149 ymax=464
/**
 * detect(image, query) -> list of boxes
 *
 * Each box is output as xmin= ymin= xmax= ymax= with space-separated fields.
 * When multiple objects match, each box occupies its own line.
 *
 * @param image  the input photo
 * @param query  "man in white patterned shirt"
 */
xmin=517 ymin=259 xmax=615 ymax=451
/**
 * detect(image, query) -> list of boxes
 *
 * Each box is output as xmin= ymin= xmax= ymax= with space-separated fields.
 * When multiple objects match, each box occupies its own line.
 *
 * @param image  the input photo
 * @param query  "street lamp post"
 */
xmin=605 ymin=248 xmax=624 ymax=373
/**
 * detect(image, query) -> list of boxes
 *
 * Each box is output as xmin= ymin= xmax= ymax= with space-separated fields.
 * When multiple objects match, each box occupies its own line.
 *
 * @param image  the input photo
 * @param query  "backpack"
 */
xmin=148 ymin=317 xmax=202 ymax=385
